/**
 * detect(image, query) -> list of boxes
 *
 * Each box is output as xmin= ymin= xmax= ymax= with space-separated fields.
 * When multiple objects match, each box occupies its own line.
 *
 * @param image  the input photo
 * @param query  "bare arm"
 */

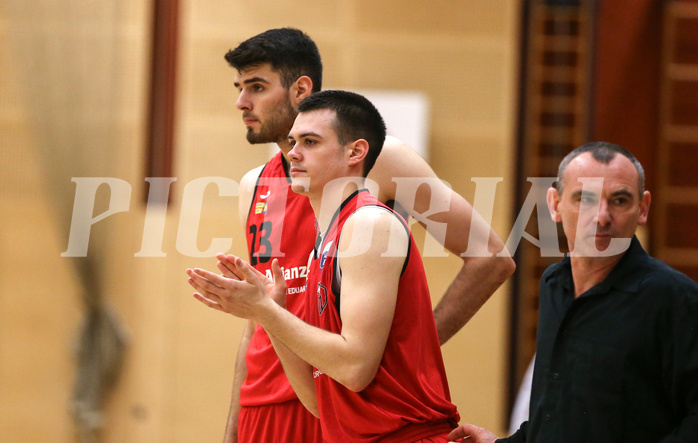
xmin=221 ymin=165 xmax=264 ymax=443
xmin=219 ymin=255 xmax=320 ymax=417
xmin=222 ymin=321 xmax=253 ymax=443
xmin=238 ymin=165 xmax=264 ymax=228
xmin=368 ymin=137 xmax=515 ymax=343
xmin=187 ymin=208 xmax=407 ymax=394
xmin=254 ymin=208 xmax=406 ymax=392
xmin=266 ymin=327 xmax=319 ymax=416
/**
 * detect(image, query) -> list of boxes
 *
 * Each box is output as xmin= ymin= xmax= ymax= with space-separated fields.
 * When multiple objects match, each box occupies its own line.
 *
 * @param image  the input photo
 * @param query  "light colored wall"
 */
xmin=0 ymin=1 xmax=520 ymax=441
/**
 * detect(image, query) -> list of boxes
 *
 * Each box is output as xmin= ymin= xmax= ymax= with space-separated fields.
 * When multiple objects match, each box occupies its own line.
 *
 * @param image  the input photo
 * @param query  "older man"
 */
xmin=449 ymin=142 xmax=698 ymax=443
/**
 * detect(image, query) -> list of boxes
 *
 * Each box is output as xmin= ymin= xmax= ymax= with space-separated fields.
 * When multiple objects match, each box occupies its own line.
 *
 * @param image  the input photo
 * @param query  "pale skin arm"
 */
xmin=217 ymin=255 xmax=320 ymax=417
xmin=222 ymin=320 xmax=252 ymax=443
xmin=368 ymin=136 xmax=516 ymax=344
xmin=265 ymin=325 xmax=319 ymax=416
xmin=221 ymin=165 xmax=263 ymax=443
xmin=447 ymin=423 xmax=500 ymax=443
xmin=187 ymin=208 xmax=407 ymax=410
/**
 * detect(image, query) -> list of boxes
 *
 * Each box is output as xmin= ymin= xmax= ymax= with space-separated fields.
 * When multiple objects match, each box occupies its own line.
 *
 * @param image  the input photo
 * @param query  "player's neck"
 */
xmin=277 ymin=139 xmax=293 ymax=160
xmin=310 ymin=179 xmax=362 ymax=233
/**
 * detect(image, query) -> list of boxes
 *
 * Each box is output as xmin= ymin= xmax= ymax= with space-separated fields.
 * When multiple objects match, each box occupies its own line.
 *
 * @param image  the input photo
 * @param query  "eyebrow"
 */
xmin=288 ymin=131 xmax=322 ymax=141
xmin=570 ymin=189 xmax=634 ymax=199
xmin=570 ymin=189 xmax=592 ymax=199
xmin=610 ymin=189 xmax=633 ymax=199
xmin=233 ymin=76 xmax=270 ymax=88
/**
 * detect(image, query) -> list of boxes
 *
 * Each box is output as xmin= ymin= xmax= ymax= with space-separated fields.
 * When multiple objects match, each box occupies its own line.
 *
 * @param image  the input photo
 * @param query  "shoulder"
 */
xmin=348 ymin=204 xmax=404 ymax=227
xmin=541 ymin=259 xmax=567 ymax=283
xmin=538 ymin=259 xmax=571 ymax=299
xmin=239 ymin=164 xmax=265 ymax=197
xmin=367 ymin=136 xmax=441 ymax=204
xmin=339 ymin=206 xmax=409 ymax=255
xmin=371 ymin=136 xmax=434 ymax=175
xmin=633 ymin=258 xmax=698 ymax=332
xmin=637 ymin=256 xmax=698 ymax=301
xmin=380 ymin=135 xmax=413 ymax=155
xmin=238 ymin=164 xmax=265 ymax=222
xmin=345 ymin=205 xmax=407 ymax=236
xmin=240 ymin=164 xmax=265 ymax=188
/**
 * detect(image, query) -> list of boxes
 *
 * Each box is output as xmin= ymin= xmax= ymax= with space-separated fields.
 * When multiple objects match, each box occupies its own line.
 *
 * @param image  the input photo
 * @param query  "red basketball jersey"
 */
xmin=240 ymin=151 xmax=317 ymax=406
xmin=306 ymin=189 xmax=459 ymax=442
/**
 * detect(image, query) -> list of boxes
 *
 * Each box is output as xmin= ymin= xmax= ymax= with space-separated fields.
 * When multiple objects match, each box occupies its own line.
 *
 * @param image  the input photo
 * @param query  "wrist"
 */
xmin=252 ymin=294 xmax=283 ymax=327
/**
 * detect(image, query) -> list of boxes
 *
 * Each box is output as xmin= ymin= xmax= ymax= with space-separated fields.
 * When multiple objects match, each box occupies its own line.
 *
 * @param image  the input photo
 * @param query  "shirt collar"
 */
xmin=545 ymin=235 xmax=647 ymax=296
xmin=600 ymin=236 xmax=647 ymax=293
xmin=313 ymin=189 xmax=368 ymax=259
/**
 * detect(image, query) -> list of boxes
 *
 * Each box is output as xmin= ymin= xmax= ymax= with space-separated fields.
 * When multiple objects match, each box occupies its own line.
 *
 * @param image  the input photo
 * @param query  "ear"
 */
xmin=346 ymin=139 xmax=369 ymax=168
xmin=289 ymin=76 xmax=313 ymax=107
xmin=546 ymin=187 xmax=562 ymax=222
xmin=638 ymin=190 xmax=651 ymax=225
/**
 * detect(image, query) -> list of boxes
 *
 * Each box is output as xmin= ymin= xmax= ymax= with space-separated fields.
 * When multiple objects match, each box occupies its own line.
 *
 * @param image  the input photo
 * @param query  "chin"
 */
xmin=246 ymin=136 xmax=268 ymax=144
xmin=290 ymin=183 xmax=309 ymax=195
xmin=246 ymin=131 xmax=274 ymax=145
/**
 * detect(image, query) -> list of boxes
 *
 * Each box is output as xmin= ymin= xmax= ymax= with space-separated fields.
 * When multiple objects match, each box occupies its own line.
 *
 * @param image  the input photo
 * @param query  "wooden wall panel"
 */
xmin=655 ymin=1 xmax=698 ymax=284
xmin=2 ymin=1 xmax=521 ymax=441
xmin=511 ymin=0 xmax=593 ymax=417
xmin=591 ymin=0 xmax=663 ymax=192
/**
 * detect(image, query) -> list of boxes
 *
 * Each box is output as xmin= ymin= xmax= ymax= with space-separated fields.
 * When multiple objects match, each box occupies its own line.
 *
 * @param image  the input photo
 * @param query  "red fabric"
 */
xmin=306 ymin=190 xmax=459 ymax=443
xmin=378 ymin=419 xmax=458 ymax=442
xmin=240 ymin=151 xmax=317 ymax=407
xmin=237 ymin=398 xmax=322 ymax=442
xmin=413 ymin=434 xmax=454 ymax=443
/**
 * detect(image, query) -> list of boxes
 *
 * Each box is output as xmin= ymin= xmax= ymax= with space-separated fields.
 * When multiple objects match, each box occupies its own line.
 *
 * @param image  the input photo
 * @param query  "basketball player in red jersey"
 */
xmin=216 ymin=28 xmax=514 ymax=442
xmin=188 ymin=89 xmax=461 ymax=442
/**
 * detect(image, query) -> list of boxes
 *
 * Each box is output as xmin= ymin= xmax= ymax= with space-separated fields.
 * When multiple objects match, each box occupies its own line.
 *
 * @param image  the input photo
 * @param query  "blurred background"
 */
xmin=2 ymin=0 xmax=697 ymax=441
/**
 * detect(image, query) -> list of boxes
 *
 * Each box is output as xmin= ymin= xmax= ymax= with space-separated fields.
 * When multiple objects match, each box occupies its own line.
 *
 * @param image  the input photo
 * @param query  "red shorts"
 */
xmin=378 ymin=419 xmax=458 ymax=443
xmin=414 ymin=434 xmax=453 ymax=442
xmin=238 ymin=398 xmax=322 ymax=442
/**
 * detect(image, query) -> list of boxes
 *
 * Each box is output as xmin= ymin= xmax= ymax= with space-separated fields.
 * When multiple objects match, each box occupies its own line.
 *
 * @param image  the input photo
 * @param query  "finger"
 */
xmin=189 ymin=267 xmax=233 ymax=289
xmin=186 ymin=268 xmax=215 ymax=289
xmin=219 ymin=254 xmax=254 ymax=279
xmin=233 ymin=258 xmax=267 ymax=292
xmin=217 ymin=260 xmax=243 ymax=280
xmin=216 ymin=253 xmax=238 ymax=273
xmin=192 ymin=292 xmax=225 ymax=312
xmin=447 ymin=427 xmax=468 ymax=440
xmin=271 ymin=259 xmax=283 ymax=281
xmin=447 ymin=423 xmax=482 ymax=441
xmin=216 ymin=252 xmax=242 ymax=265
xmin=218 ymin=253 xmax=243 ymax=264
xmin=271 ymin=259 xmax=287 ymax=290
xmin=233 ymin=256 xmax=271 ymax=282
xmin=187 ymin=269 xmax=232 ymax=301
xmin=187 ymin=275 xmax=224 ymax=305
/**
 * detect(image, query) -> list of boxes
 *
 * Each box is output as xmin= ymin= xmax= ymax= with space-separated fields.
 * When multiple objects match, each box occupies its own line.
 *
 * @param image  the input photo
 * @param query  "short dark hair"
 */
xmin=556 ymin=141 xmax=645 ymax=195
xmin=298 ymin=90 xmax=387 ymax=176
xmin=224 ymin=28 xmax=322 ymax=93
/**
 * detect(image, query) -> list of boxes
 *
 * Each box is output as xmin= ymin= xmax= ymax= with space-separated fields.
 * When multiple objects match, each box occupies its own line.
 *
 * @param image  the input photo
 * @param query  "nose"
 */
xmin=595 ymin=199 xmax=612 ymax=227
xmin=236 ymin=89 xmax=251 ymax=111
xmin=288 ymin=145 xmax=300 ymax=162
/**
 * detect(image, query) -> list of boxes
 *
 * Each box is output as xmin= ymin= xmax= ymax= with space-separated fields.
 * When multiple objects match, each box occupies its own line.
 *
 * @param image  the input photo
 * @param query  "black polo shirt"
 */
xmin=501 ymin=236 xmax=698 ymax=442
